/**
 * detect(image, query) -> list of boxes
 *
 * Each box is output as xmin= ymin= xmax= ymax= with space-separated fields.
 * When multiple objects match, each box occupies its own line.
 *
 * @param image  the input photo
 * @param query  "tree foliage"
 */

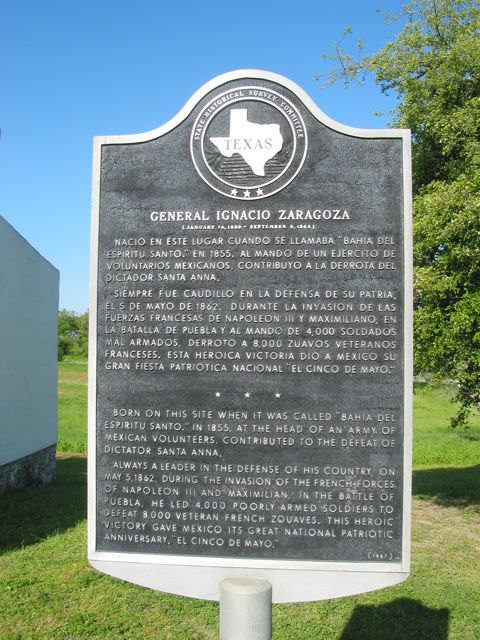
xmin=58 ymin=309 xmax=88 ymax=361
xmin=319 ymin=0 xmax=480 ymax=425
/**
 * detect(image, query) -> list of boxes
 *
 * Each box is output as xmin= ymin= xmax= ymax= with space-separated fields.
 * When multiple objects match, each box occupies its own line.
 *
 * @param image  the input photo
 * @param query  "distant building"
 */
xmin=0 ymin=215 xmax=59 ymax=493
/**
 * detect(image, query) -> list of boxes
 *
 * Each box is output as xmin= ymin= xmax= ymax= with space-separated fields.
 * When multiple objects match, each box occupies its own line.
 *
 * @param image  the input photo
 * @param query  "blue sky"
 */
xmin=1 ymin=0 xmax=407 ymax=313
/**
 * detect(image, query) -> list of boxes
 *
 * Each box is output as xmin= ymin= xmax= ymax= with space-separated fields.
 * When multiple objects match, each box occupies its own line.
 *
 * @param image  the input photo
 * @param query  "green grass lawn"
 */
xmin=413 ymin=382 xmax=480 ymax=466
xmin=57 ymin=362 xmax=88 ymax=453
xmin=0 ymin=362 xmax=478 ymax=639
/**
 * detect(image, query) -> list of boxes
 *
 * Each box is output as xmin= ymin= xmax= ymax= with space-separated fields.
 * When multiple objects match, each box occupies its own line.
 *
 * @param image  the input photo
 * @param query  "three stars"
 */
xmin=229 ymin=188 xmax=265 ymax=198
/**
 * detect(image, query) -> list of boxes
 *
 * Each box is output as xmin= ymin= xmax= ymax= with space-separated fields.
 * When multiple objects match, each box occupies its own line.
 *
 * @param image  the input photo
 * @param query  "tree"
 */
xmin=58 ymin=309 xmax=89 ymax=361
xmin=319 ymin=0 xmax=480 ymax=425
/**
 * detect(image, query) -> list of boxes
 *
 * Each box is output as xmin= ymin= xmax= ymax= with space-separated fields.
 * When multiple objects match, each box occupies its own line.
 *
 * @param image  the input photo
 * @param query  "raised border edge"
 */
xmin=92 ymin=69 xmax=410 ymax=146
xmin=87 ymin=69 xmax=413 ymax=600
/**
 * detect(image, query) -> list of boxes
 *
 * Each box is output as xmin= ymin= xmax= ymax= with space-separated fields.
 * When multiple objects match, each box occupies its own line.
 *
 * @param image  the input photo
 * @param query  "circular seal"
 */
xmin=191 ymin=86 xmax=307 ymax=200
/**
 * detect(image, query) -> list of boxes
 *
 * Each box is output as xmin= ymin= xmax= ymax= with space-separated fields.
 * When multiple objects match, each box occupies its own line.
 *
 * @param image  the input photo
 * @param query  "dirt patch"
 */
xmin=412 ymin=498 xmax=480 ymax=552
xmin=58 ymin=371 xmax=87 ymax=385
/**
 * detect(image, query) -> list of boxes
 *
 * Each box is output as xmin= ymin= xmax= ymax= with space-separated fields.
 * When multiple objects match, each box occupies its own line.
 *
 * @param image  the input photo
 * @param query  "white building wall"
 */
xmin=0 ymin=216 xmax=59 ymax=466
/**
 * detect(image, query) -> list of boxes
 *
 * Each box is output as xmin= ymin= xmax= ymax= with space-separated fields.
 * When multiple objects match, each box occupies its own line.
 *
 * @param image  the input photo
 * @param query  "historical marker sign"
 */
xmin=88 ymin=70 xmax=412 ymax=602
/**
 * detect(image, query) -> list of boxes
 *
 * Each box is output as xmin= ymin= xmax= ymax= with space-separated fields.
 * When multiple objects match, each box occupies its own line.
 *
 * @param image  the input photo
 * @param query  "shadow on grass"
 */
xmin=413 ymin=464 xmax=480 ymax=512
xmin=340 ymin=598 xmax=449 ymax=640
xmin=0 ymin=455 xmax=87 ymax=553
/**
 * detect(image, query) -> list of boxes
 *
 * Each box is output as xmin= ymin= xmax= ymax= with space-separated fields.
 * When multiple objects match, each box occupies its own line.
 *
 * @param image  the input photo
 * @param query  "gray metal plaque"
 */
xmin=88 ymin=70 xmax=412 ymax=602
